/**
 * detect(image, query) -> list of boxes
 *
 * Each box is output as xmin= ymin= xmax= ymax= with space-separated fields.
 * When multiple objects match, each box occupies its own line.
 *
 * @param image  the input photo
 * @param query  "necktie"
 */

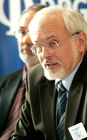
xmin=56 ymin=80 xmax=67 ymax=140
xmin=1 ymin=81 xmax=26 ymax=140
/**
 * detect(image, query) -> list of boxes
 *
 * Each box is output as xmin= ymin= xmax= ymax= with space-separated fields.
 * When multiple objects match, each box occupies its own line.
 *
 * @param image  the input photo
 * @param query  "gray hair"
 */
xmin=29 ymin=6 xmax=87 ymax=48
xmin=19 ymin=4 xmax=47 ymax=21
xmin=61 ymin=8 xmax=87 ymax=49
xmin=62 ymin=9 xmax=87 ymax=36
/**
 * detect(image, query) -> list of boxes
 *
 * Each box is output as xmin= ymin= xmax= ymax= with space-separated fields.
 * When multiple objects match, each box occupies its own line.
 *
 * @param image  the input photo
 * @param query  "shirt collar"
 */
xmin=55 ymin=60 xmax=82 ymax=92
xmin=22 ymin=65 xmax=27 ymax=83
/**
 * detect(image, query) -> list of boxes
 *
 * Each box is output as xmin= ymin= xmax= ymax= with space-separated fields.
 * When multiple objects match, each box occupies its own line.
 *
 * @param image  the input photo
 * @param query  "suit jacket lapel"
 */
xmin=39 ymin=80 xmax=58 ymax=140
xmin=0 ymin=71 xmax=22 ymax=134
xmin=65 ymin=53 xmax=87 ymax=139
xmin=65 ymin=81 xmax=83 ymax=139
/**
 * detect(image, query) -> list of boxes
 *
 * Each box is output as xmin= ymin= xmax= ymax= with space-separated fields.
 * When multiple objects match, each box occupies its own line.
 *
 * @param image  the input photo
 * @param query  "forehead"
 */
xmin=18 ymin=10 xmax=36 ymax=27
xmin=29 ymin=14 xmax=68 ymax=42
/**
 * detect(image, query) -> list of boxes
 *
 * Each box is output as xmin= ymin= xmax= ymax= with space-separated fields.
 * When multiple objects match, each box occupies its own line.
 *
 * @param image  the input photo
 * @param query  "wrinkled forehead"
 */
xmin=28 ymin=8 xmax=66 ymax=42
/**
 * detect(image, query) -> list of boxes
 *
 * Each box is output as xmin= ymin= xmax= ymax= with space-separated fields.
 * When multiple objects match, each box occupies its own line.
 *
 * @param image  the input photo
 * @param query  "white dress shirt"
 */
xmin=55 ymin=61 xmax=82 ymax=97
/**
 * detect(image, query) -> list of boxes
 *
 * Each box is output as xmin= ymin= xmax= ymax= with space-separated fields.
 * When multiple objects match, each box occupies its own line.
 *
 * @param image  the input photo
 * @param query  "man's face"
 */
xmin=29 ymin=15 xmax=81 ymax=80
xmin=16 ymin=10 xmax=39 ymax=66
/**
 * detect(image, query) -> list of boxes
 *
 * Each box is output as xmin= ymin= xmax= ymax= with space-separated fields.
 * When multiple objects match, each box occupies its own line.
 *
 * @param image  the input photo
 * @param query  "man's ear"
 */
xmin=76 ymin=32 xmax=86 ymax=53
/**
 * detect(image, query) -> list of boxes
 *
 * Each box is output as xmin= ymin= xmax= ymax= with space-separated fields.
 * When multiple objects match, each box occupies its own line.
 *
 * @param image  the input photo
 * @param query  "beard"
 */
xmin=41 ymin=49 xmax=79 ymax=81
xmin=42 ymin=56 xmax=78 ymax=81
xmin=41 ymin=59 xmax=66 ymax=80
xmin=19 ymin=53 xmax=39 ymax=66
xmin=19 ymin=44 xmax=39 ymax=66
xmin=43 ymin=67 xmax=66 ymax=80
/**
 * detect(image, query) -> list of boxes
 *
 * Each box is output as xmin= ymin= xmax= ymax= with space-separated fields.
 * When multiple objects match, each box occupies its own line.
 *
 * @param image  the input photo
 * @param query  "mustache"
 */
xmin=42 ymin=59 xmax=61 ymax=66
xmin=21 ymin=44 xmax=31 ymax=52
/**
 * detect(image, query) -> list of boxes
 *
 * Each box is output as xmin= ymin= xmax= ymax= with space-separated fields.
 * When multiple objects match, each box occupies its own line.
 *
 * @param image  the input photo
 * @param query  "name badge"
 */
xmin=68 ymin=122 xmax=87 ymax=140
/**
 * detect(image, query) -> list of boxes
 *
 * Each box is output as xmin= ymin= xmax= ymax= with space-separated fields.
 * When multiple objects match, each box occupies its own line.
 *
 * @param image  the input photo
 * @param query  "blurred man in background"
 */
xmin=0 ymin=4 xmax=47 ymax=139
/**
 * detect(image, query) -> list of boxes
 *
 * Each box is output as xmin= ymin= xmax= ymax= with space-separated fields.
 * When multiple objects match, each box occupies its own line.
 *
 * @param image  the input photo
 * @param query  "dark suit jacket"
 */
xmin=0 ymin=68 xmax=23 ymax=136
xmin=11 ymin=54 xmax=87 ymax=140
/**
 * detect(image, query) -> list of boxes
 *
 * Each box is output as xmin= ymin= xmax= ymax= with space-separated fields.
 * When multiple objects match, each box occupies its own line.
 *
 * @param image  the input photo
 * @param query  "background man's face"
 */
xmin=17 ymin=10 xmax=39 ymax=66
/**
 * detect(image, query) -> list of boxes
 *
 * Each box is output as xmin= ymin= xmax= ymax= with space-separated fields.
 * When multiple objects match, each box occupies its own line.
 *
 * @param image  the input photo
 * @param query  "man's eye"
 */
xmin=36 ymin=45 xmax=42 ymax=49
xmin=36 ymin=45 xmax=43 ymax=53
xmin=49 ymin=41 xmax=58 ymax=47
xmin=19 ymin=30 xmax=26 ymax=35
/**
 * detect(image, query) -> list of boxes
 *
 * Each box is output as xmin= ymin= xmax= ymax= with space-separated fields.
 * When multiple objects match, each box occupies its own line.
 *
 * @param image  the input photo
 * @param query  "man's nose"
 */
xmin=22 ymin=34 xmax=30 ymax=43
xmin=41 ymin=46 xmax=52 ymax=59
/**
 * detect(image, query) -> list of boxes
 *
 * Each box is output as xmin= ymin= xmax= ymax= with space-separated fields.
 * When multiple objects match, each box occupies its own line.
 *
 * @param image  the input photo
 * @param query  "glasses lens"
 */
xmin=30 ymin=46 xmax=37 ymax=55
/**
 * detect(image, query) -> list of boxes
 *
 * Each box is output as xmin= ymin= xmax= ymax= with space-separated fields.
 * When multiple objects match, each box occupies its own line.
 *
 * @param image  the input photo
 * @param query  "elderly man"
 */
xmin=0 ymin=4 xmax=47 ymax=139
xmin=11 ymin=6 xmax=87 ymax=140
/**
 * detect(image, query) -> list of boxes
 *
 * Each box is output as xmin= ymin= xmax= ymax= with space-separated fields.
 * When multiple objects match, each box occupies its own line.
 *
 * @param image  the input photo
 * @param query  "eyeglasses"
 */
xmin=14 ymin=27 xmax=29 ymax=38
xmin=30 ymin=32 xmax=79 ymax=55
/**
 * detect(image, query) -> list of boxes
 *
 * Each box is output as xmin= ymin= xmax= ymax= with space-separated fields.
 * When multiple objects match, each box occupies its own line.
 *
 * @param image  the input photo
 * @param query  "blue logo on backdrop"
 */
xmin=0 ymin=0 xmax=87 ymax=77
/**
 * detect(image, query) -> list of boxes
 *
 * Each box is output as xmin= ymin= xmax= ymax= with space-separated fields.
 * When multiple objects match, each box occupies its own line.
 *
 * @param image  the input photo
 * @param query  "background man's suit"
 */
xmin=12 ymin=54 xmax=87 ymax=140
xmin=0 ymin=68 xmax=23 ymax=135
